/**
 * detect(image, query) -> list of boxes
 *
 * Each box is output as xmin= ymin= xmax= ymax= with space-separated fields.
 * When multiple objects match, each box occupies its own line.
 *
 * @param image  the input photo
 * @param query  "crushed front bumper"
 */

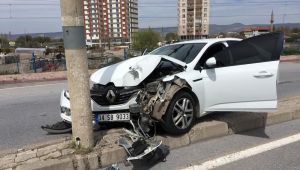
xmin=60 ymin=90 xmax=137 ymax=124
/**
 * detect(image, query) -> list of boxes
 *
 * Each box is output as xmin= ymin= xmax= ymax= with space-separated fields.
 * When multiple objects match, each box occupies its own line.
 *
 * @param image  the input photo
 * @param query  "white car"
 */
xmin=60 ymin=33 xmax=284 ymax=135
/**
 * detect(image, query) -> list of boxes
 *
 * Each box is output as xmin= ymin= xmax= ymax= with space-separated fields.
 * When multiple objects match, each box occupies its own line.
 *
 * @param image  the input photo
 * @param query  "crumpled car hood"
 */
xmin=90 ymin=55 xmax=186 ymax=87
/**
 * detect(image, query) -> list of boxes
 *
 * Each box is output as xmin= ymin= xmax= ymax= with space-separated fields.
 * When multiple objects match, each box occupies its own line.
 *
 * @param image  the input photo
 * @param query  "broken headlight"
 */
xmin=61 ymin=107 xmax=71 ymax=116
xmin=64 ymin=90 xmax=70 ymax=100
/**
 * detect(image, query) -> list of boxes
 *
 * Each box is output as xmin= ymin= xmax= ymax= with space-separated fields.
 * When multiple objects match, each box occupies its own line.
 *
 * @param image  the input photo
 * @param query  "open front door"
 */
xmin=203 ymin=33 xmax=284 ymax=112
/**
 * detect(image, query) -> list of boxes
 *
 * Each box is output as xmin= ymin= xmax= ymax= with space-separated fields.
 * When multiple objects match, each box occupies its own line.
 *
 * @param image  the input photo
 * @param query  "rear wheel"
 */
xmin=162 ymin=91 xmax=196 ymax=135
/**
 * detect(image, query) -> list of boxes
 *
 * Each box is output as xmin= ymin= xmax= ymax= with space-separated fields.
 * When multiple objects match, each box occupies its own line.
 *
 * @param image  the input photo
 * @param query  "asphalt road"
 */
xmin=0 ymin=81 xmax=69 ymax=150
xmin=0 ymin=62 xmax=299 ymax=150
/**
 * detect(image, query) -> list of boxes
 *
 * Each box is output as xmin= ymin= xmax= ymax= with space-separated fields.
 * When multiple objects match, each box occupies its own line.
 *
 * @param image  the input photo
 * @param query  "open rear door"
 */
xmin=204 ymin=32 xmax=284 ymax=112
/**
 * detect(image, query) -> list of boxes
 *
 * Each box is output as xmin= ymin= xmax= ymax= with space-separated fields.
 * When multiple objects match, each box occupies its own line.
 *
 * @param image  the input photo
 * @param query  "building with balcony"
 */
xmin=83 ymin=0 xmax=138 ymax=46
xmin=178 ymin=0 xmax=210 ymax=40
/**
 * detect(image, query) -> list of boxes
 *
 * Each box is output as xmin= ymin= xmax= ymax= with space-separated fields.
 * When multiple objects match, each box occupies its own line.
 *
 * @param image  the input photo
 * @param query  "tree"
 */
xmin=132 ymin=29 xmax=160 ymax=53
xmin=16 ymin=35 xmax=33 ymax=47
xmin=165 ymin=32 xmax=179 ymax=43
xmin=34 ymin=36 xmax=51 ymax=47
xmin=0 ymin=36 xmax=9 ymax=49
xmin=15 ymin=35 xmax=52 ymax=48
xmin=292 ymin=28 xmax=300 ymax=33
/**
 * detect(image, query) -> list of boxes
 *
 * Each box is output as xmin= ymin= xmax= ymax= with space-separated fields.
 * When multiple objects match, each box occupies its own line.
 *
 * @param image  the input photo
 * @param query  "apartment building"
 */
xmin=83 ymin=0 xmax=138 ymax=46
xmin=178 ymin=0 xmax=210 ymax=40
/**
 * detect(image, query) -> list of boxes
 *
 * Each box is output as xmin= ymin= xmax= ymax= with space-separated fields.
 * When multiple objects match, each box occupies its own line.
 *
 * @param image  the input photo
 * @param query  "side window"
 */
xmin=226 ymin=40 xmax=239 ymax=47
xmin=214 ymin=33 xmax=284 ymax=67
xmin=196 ymin=43 xmax=227 ymax=69
xmin=214 ymin=49 xmax=232 ymax=68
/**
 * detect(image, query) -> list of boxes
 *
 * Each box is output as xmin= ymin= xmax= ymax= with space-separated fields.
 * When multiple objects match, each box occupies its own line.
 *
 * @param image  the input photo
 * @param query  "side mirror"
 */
xmin=205 ymin=57 xmax=217 ymax=68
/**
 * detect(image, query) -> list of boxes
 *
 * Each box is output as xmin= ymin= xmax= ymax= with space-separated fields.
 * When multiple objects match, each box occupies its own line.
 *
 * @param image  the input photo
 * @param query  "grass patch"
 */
xmin=69 ymin=141 xmax=93 ymax=155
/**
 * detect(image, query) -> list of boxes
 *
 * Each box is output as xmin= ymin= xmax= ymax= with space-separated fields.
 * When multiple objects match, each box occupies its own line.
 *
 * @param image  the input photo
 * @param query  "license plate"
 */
xmin=98 ymin=113 xmax=130 ymax=122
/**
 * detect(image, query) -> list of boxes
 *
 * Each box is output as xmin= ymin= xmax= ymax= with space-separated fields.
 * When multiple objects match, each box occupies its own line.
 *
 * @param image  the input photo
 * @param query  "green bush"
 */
xmin=282 ymin=49 xmax=300 ymax=55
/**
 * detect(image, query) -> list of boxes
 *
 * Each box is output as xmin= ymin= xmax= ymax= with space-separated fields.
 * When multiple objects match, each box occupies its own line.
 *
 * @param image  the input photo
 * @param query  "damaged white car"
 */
xmin=59 ymin=33 xmax=284 ymax=135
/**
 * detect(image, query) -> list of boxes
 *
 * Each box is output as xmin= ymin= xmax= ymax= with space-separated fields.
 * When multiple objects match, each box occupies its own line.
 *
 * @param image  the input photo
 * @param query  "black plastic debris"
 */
xmin=129 ymin=139 xmax=149 ymax=156
xmin=117 ymin=116 xmax=169 ymax=163
xmin=146 ymin=144 xmax=170 ymax=164
xmin=105 ymin=164 xmax=120 ymax=170
xmin=41 ymin=121 xmax=72 ymax=134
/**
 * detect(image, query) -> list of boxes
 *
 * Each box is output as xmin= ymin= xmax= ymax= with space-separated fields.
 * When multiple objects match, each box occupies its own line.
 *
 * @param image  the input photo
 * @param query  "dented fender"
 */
xmin=137 ymin=76 xmax=192 ymax=121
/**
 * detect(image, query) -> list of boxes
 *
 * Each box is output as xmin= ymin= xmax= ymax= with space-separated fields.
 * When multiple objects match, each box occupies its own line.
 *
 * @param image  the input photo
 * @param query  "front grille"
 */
xmin=90 ymin=84 xmax=139 ymax=106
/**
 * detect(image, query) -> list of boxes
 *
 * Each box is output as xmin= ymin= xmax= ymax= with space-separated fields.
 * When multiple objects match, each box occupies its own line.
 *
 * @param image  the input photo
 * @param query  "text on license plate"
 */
xmin=98 ymin=113 xmax=130 ymax=121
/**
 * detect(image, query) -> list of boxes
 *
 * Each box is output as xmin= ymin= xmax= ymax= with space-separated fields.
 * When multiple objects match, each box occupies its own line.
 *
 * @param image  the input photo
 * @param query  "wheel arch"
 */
xmin=178 ymin=87 xmax=200 ymax=118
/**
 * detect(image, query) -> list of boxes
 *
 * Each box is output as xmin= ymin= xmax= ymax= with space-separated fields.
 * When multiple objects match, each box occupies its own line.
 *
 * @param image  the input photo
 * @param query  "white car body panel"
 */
xmin=203 ymin=61 xmax=279 ymax=112
xmin=90 ymin=55 xmax=160 ymax=87
xmin=90 ymin=55 xmax=186 ymax=87
xmin=60 ymin=91 xmax=70 ymax=109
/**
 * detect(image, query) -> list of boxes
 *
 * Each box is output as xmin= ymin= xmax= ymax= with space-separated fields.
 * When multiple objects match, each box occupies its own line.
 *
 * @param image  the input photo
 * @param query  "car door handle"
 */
xmin=253 ymin=71 xmax=274 ymax=78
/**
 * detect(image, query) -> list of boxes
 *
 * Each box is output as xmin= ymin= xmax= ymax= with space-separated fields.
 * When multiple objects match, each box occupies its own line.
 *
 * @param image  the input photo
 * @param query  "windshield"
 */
xmin=149 ymin=43 xmax=206 ymax=63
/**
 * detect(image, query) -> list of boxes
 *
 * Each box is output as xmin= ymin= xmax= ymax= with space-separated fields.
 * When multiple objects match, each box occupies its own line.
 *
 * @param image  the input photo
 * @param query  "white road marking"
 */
xmin=183 ymin=132 xmax=300 ymax=170
xmin=0 ymin=82 xmax=66 ymax=91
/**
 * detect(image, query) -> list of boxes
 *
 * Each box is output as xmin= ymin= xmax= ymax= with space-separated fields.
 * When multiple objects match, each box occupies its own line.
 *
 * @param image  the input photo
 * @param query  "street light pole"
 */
xmin=60 ymin=0 xmax=94 ymax=148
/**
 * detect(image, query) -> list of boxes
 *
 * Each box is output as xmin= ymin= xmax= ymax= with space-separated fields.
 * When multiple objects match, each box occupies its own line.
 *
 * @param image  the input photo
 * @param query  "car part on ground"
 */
xmin=105 ymin=164 xmax=121 ymax=170
xmin=41 ymin=121 xmax=72 ymax=134
xmin=41 ymin=121 xmax=103 ymax=134
xmin=117 ymin=112 xmax=169 ymax=162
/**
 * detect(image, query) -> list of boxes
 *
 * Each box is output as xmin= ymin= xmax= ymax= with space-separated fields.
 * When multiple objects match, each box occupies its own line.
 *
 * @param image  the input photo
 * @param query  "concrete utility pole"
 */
xmin=60 ymin=0 xmax=94 ymax=148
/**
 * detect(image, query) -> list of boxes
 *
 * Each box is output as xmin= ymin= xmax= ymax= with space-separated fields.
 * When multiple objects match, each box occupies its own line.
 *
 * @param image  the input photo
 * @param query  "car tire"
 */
xmin=161 ymin=90 xmax=196 ymax=135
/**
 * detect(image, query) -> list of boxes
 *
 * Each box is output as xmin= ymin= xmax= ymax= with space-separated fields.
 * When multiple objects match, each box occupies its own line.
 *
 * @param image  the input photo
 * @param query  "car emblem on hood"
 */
xmin=106 ymin=90 xmax=116 ymax=103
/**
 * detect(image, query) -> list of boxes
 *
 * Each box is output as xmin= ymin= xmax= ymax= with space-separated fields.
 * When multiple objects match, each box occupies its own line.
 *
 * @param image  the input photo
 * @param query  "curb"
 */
xmin=1 ymin=97 xmax=300 ymax=170
xmin=280 ymin=55 xmax=300 ymax=62
xmin=0 ymin=77 xmax=67 ymax=85
xmin=0 ymin=137 xmax=71 ymax=158
xmin=0 ymin=70 xmax=96 ymax=85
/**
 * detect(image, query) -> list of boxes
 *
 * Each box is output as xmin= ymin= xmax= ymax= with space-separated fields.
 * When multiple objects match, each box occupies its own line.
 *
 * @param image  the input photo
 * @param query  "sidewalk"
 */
xmin=0 ymin=55 xmax=299 ymax=85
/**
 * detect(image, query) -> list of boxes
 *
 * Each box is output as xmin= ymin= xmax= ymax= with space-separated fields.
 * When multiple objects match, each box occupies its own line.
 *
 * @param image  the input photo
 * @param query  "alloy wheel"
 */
xmin=172 ymin=98 xmax=194 ymax=129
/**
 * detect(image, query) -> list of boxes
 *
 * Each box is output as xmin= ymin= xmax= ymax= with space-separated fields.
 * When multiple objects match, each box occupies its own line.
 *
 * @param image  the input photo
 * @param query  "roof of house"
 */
xmin=243 ymin=26 xmax=271 ymax=32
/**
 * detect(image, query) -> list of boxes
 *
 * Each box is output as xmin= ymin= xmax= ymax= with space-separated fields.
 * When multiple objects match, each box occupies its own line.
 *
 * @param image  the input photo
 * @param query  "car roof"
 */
xmin=174 ymin=38 xmax=242 ymax=45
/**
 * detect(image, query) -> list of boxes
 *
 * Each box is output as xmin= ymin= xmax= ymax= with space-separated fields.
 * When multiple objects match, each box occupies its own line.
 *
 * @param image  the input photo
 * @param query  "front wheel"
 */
xmin=161 ymin=91 xmax=196 ymax=135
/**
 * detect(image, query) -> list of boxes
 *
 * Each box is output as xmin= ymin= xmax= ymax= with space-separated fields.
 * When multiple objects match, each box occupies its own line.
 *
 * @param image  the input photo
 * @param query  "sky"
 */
xmin=0 ymin=0 xmax=299 ymax=34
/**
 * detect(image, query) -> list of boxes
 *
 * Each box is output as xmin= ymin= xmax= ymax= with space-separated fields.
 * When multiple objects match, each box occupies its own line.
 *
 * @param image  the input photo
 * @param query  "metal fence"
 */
xmin=0 ymin=49 xmax=138 ymax=75
xmin=0 ymin=57 xmax=115 ymax=75
xmin=0 ymin=58 xmax=67 ymax=75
